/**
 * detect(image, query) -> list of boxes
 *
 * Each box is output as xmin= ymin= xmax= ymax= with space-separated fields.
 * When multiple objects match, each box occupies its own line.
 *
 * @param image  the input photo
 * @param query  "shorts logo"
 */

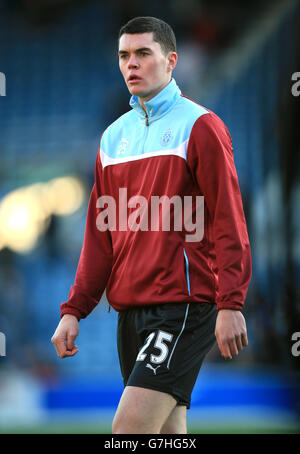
xmin=160 ymin=128 xmax=173 ymax=147
xmin=146 ymin=363 xmax=161 ymax=375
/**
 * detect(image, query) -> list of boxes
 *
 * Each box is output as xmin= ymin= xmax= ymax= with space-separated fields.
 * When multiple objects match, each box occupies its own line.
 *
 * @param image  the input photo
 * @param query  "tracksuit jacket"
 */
xmin=60 ymin=78 xmax=252 ymax=320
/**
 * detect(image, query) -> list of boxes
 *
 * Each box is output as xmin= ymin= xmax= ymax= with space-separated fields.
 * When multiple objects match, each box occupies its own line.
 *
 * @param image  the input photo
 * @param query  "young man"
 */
xmin=51 ymin=17 xmax=252 ymax=434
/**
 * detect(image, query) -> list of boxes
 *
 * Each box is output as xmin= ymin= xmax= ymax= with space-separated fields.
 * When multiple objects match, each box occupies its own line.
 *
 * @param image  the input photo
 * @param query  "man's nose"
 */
xmin=128 ymin=55 xmax=140 ymax=68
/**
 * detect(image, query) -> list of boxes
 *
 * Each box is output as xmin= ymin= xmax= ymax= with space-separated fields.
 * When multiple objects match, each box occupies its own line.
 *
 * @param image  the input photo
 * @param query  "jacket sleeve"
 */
xmin=60 ymin=151 xmax=113 ymax=320
xmin=187 ymin=112 xmax=252 ymax=311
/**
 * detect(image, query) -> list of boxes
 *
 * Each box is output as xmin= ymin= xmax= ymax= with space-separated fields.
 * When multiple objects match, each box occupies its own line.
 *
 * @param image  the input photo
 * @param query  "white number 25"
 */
xmin=136 ymin=330 xmax=173 ymax=364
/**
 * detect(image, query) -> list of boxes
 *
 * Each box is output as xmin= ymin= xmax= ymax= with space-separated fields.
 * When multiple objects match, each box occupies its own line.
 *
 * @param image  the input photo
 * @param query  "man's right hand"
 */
xmin=51 ymin=314 xmax=79 ymax=358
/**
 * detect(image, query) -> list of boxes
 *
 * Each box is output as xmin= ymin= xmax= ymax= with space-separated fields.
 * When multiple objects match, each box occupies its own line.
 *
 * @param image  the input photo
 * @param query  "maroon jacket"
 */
xmin=60 ymin=79 xmax=252 ymax=320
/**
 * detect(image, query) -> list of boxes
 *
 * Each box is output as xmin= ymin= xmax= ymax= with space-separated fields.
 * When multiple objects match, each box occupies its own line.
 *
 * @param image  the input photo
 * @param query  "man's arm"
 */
xmin=187 ymin=112 xmax=252 ymax=359
xmin=52 ymin=151 xmax=113 ymax=358
xmin=60 ymin=152 xmax=113 ymax=321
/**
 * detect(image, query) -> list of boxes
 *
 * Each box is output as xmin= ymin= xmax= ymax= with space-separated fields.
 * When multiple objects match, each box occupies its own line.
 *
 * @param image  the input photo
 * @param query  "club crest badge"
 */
xmin=160 ymin=128 xmax=173 ymax=147
xmin=117 ymin=138 xmax=129 ymax=156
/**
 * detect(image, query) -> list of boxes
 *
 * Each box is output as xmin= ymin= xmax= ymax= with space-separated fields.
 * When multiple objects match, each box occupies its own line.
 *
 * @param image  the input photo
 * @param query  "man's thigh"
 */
xmin=160 ymin=405 xmax=187 ymax=434
xmin=112 ymin=385 xmax=177 ymax=434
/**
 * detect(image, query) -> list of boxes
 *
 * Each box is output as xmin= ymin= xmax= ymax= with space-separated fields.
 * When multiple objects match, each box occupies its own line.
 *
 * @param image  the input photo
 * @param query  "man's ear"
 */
xmin=167 ymin=52 xmax=178 ymax=72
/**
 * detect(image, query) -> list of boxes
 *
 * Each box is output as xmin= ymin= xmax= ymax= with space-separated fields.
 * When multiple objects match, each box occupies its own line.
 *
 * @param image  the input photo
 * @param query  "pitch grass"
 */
xmin=1 ymin=423 xmax=299 ymax=434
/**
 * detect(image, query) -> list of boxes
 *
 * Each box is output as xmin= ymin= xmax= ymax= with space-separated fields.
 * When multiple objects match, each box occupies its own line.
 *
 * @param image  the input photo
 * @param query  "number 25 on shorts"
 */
xmin=136 ymin=330 xmax=173 ymax=365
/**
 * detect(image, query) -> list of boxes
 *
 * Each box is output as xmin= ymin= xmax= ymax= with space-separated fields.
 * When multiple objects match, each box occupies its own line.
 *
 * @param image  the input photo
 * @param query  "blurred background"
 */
xmin=0 ymin=0 xmax=300 ymax=434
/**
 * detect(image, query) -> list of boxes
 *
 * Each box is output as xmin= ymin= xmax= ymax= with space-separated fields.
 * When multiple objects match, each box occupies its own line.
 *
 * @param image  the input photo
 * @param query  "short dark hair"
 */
xmin=118 ymin=16 xmax=176 ymax=55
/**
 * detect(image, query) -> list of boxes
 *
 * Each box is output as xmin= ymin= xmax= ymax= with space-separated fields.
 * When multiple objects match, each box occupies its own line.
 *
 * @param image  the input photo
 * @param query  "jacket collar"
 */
xmin=129 ymin=78 xmax=181 ymax=123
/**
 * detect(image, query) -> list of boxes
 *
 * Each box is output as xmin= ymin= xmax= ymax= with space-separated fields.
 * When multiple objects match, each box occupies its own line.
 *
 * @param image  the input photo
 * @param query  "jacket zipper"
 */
xmin=183 ymin=248 xmax=191 ymax=296
xmin=139 ymin=111 xmax=149 ymax=154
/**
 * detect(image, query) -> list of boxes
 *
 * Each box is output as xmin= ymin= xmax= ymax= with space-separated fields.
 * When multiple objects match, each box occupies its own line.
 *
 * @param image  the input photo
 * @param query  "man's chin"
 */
xmin=128 ymin=86 xmax=147 ymax=97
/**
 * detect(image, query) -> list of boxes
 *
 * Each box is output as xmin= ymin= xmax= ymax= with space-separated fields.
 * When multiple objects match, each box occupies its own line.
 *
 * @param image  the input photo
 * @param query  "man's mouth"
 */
xmin=128 ymin=75 xmax=142 ymax=84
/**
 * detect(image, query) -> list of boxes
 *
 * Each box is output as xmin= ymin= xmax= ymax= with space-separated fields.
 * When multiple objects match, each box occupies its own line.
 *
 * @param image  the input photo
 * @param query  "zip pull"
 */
xmin=145 ymin=112 xmax=149 ymax=126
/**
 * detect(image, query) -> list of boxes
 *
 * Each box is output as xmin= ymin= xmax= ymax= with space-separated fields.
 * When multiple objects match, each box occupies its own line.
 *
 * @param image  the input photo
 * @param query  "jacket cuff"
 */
xmin=60 ymin=305 xmax=82 ymax=321
xmin=216 ymin=301 xmax=243 ymax=311
xmin=60 ymin=285 xmax=100 ymax=321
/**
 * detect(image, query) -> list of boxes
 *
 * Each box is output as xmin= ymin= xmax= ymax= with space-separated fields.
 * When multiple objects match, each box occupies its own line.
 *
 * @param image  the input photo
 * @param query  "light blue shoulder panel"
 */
xmin=100 ymin=95 xmax=210 ymax=163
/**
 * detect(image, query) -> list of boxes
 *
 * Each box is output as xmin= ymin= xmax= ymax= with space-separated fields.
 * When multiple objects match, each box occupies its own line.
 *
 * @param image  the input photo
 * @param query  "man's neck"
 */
xmin=138 ymin=78 xmax=171 ymax=113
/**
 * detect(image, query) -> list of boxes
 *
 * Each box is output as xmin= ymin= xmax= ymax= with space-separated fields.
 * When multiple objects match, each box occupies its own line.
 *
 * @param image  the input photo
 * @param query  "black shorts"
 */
xmin=117 ymin=302 xmax=217 ymax=409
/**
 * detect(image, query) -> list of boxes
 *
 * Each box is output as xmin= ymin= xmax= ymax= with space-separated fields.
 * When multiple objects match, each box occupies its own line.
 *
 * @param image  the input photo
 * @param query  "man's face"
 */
xmin=118 ymin=32 xmax=177 ymax=102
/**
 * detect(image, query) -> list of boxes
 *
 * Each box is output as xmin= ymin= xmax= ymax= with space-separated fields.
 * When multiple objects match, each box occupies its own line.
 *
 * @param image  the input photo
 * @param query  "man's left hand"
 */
xmin=215 ymin=309 xmax=248 ymax=360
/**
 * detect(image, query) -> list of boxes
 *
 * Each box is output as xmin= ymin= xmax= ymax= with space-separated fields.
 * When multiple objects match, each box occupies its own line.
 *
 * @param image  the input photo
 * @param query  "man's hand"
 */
xmin=51 ymin=314 xmax=79 ymax=358
xmin=215 ymin=309 xmax=248 ymax=360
